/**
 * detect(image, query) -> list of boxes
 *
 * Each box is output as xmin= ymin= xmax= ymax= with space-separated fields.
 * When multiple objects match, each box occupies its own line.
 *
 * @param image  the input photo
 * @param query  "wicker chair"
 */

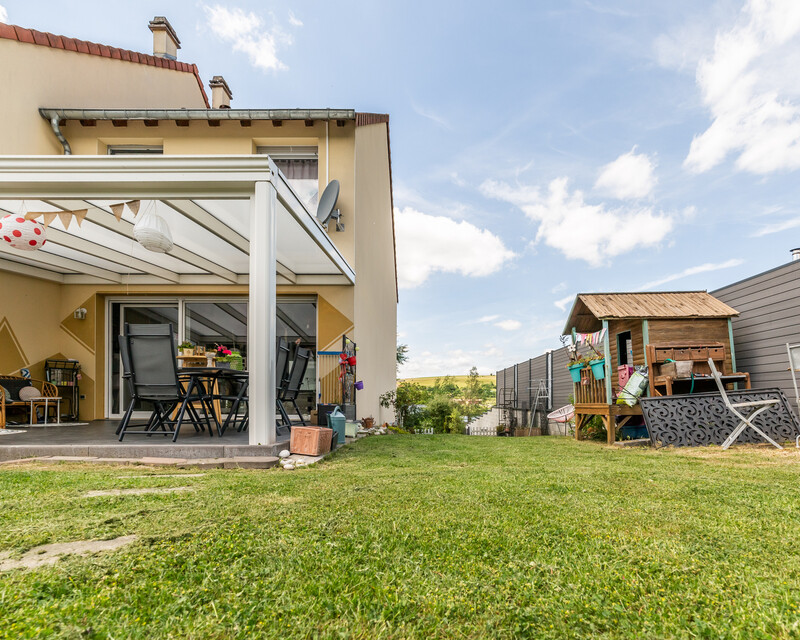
xmin=0 ymin=376 xmax=58 ymax=427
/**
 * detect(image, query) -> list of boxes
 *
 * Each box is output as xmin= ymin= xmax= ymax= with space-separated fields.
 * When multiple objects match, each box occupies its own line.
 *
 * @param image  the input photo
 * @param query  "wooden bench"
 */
xmin=645 ymin=342 xmax=750 ymax=397
xmin=0 ymin=376 xmax=59 ymax=428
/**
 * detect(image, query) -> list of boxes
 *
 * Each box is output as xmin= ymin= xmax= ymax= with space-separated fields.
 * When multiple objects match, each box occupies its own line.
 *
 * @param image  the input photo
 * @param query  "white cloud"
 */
xmin=411 ymin=102 xmax=452 ymax=129
xmin=477 ymin=314 xmax=500 ymax=323
xmin=594 ymin=148 xmax=657 ymax=199
xmin=394 ymin=206 xmax=516 ymax=288
xmin=753 ymin=216 xmax=800 ymax=236
xmin=399 ymin=345 xmax=504 ymax=378
xmin=494 ymin=319 xmax=522 ymax=331
xmin=288 ymin=11 xmax=303 ymax=27
xmin=0 ymin=5 xmax=7 ymax=23
xmin=637 ymin=259 xmax=744 ymax=290
xmin=685 ymin=0 xmax=800 ymax=174
xmin=202 ymin=4 xmax=297 ymax=72
xmin=480 ymin=177 xmax=673 ymax=267
xmin=554 ymin=294 xmax=574 ymax=312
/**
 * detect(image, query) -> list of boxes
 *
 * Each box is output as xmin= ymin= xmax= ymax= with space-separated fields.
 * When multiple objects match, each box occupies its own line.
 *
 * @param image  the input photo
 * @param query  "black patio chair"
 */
xmin=118 ymin=323 xmax=209 ymax=442
xmin=276 ymin=338 xmax=292 ymax=433
xmin=216 ymin=370 xmax=249 ymax=435
xmin=280 ymin=346 xmax=311 ymax=427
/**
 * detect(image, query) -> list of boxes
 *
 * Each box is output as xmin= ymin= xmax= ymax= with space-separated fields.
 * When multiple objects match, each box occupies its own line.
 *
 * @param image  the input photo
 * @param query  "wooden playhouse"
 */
xmin=562 ymin=291 xmax=749 ymax=444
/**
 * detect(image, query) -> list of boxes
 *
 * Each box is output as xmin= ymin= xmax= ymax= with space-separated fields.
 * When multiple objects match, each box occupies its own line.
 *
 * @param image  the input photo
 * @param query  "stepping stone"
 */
xmin=178 ymin=458 xmax=225 ymax=469
xmin=84 ymin=486 xmax=195 ymax=498
xmin=0 ymin=535 xmax=137 ymax=572
xmin=44 ymin=456 xmax=99 ymax=462
xmin=122 ymin=473 xmax=206 ymax=479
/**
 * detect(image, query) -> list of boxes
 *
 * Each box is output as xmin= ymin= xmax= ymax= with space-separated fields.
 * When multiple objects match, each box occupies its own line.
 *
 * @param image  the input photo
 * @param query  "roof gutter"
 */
xmin=39 ymin=108 xmax=356 ymax=123
xmin=48 ymin=116 xmax=71 ymax=155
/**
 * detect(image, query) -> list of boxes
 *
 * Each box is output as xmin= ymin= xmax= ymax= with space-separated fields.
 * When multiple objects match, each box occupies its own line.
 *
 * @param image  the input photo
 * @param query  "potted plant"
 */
xmin=588 ymin=354 xmax=606 ymax=380
xmin=216 ymin=344 xmax=233 ymax=368
xmin=178 ymin=341 xmax=194 ymax=356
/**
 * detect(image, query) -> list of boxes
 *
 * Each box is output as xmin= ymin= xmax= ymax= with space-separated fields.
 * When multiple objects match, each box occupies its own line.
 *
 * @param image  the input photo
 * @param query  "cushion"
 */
xmin=0 ymin=386 xmax=9 ymax=403
xmin=1 ymin=379 xmax=32 ymax=402
xmin=18 ymin=386 xmax=41 ymax=401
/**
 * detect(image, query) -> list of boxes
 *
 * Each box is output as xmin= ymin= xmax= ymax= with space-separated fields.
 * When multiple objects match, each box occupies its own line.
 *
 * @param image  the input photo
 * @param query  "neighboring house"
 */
xmin=0 ymin=17 xmax=398 ymax=434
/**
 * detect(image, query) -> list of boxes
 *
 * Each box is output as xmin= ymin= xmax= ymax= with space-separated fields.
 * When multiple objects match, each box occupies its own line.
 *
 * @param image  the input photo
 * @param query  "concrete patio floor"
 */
xmin=0 ymin=420 xmax=290 ymax=461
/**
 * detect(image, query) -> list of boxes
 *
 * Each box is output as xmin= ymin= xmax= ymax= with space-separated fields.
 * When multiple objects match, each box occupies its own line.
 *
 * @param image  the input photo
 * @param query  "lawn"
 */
xmin=2 ymin=437 xmax=800 ymax=639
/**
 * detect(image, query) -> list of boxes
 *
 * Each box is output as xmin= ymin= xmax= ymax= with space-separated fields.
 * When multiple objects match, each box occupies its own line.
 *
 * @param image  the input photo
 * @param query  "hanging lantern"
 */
xmin=0 ymin=215 xmax=46 ymax=251
xmin=133 ymin=209 xmax=173 ymax=253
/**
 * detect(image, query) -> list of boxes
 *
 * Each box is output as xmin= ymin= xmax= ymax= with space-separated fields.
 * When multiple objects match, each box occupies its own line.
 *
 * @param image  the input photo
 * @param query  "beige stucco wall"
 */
xmin=354 ymin=123 xmax=398 ymax=423
xmin=0 ymin=38 xmax=206 ymax=155
xmin=0 ymin=39 xmax=396 ymax=423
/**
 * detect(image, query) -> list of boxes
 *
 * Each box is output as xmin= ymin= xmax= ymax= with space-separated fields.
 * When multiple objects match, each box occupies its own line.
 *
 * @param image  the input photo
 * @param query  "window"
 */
xmin=107 ymin=145 xmax=164 ymax=155
xmin=256 ymin=146 xmax=319 ymax=210
xmin=617 ymin=331 xmax=633 ymax=366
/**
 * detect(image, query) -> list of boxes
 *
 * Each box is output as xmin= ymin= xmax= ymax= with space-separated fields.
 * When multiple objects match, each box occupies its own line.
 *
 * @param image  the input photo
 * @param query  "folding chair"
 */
xmin=119 ymin=323 xmax=209 ymax=442
xmin=275 ymin=338 xmax=292 ymax=433
xmin=708 ymin=358 xmax=783 ymax=450
xmin=280 ymin=346 xmax=311 ymax=427
xmin=785 ymin=343 xmax=800 ymax=447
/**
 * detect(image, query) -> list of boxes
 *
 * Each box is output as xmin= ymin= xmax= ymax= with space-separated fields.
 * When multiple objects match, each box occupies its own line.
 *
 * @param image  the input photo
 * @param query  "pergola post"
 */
xmin=248 ymin=180 xmax=277 ymax=445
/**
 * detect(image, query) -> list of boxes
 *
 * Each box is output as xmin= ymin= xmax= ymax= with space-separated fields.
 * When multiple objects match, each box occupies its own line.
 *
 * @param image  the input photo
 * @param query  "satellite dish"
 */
xmin=316 ymin=180 xmax=343 ymax=230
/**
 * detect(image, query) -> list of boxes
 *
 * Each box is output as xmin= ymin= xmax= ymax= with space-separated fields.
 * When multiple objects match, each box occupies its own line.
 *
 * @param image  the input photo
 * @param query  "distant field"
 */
xmin=400 ymin=375 xmax=495 ymax=388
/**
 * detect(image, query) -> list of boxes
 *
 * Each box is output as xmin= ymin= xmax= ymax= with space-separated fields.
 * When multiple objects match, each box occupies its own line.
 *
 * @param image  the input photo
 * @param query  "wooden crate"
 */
xmin=290 ymin=426 xmax=333 ymax=456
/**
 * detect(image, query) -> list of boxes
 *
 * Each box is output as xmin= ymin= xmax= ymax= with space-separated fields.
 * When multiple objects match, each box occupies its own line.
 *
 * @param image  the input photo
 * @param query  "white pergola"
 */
xmin=0 ymin=155 xmax=356 ymax=445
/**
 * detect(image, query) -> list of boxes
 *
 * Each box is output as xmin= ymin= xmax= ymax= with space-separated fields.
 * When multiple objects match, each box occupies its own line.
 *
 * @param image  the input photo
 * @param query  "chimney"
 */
xmin=209 ymin=76 xmax=233 ymax=109
xmin=148 ymin=17 xmax=181 ymax=60
xmin=792 ymin=248 xmax=800 ymax=262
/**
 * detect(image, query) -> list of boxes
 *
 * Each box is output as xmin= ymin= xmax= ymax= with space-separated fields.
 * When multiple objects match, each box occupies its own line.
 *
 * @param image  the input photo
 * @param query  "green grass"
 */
xmin=399 ymin=374 xmax=495 ymax=388
xmin=3 ymin=437 xmax=800 ymax=638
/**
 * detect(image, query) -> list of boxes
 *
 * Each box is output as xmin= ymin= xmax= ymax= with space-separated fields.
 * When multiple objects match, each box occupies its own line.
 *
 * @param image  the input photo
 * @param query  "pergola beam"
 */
xmin=0 ymin=244 xmax=123 ymax=283
xmin=45 ymin=200 xmax=241 ymax=284
xmin=0 ymin=257 xmax=64 ymax=282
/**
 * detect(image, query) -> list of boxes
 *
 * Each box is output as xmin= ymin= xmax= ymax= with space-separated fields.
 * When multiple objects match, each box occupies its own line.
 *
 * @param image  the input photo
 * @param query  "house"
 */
xmin=0 ymin=17 xmax=398 ymax=443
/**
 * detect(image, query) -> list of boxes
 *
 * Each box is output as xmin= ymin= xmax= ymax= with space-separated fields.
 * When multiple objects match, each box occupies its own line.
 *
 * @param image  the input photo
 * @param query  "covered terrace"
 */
xmin=0 ymin=155 xmax=355 ymax=447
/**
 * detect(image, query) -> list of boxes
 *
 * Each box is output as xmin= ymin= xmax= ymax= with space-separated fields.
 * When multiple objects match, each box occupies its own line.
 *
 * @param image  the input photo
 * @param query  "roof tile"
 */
xmin=31 ymin=29 xmax=50 ymax=46
xmin=14 ymin=26 xmax=34 ymax=44
xmin=62 ymin=37 xmax=78 ymax=52
xmin=87 ymin=41 xmax=100 ymax=55
xmin=0 ymin=23 xmax=15 ymax=40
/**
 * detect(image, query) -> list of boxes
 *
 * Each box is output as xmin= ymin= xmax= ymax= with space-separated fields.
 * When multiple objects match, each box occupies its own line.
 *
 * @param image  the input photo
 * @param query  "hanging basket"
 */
xmin=589 ymin=358 xmax=606 ymax=380
xmin=567 ymin=362 xmax=584 ymax=383
xmin=0 ymin=215 xmax=46 ymax=251
xmin=133 ymin=209 xmax=173 ymax=253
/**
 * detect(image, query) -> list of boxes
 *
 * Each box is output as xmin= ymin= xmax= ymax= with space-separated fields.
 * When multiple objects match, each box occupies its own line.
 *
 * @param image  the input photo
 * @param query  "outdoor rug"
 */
xmin=640 ymin=388 xmax=800 ymax=448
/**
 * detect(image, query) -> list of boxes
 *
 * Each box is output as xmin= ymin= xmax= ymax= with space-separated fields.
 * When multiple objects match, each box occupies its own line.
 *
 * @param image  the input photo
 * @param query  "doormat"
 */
xmin=7 ymin=422 xmax=89 ymax=429
xmin=0 ymin=429 xmax=27 ymax=435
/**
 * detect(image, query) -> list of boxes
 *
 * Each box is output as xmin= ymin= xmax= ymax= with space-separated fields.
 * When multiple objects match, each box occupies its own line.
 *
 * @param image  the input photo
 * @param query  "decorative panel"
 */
xmin=640 ymin=389 xmax=800 ymax=448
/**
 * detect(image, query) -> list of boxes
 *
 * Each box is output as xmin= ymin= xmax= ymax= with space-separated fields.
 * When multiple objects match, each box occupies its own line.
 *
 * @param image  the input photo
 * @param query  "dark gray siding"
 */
xmin=551 ymin=347 xmax=573 ymax=410
xmin=713 ymin=260 xmax=800 ymax=400
xmin=494 ymin=347 xmax=574 ymax=414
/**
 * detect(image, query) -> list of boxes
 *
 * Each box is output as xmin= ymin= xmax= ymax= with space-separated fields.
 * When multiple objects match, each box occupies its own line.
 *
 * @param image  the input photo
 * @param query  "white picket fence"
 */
xmin=415 ymin=427 xmax=434 ymax=435
xmin=466 ymin=424 xmax=497 ymax=436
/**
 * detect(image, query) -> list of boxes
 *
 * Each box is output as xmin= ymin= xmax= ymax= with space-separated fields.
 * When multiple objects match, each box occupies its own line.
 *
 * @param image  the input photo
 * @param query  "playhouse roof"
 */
xmin=563 ymin=291 xmax=739 ymax=334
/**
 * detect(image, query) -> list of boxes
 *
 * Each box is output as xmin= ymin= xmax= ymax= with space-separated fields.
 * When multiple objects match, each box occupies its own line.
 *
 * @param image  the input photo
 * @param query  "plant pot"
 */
xmin=568 ymin=362 xmax=584 ymax=383
xmin=180 ymin=348 xmax=194 ymax=356
xmin=589 ymin=359 xmax=606 ymax=380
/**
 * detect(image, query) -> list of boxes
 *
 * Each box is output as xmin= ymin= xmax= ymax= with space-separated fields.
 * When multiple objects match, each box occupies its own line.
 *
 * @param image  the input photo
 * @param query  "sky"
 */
xmin=2 ymin=0 xmax=800 ymax=378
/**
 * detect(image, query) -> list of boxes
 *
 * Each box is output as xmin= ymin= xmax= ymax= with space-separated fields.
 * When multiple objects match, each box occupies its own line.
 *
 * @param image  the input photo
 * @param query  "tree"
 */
xmin=430 ymin=375 xmax=460 ymax=398
xmin=396 ymin=343 xmax=409 ymax=371
xmin=379 ymin=381 xmax=427 ymax=428
xmin=462 ymin=366 xmax=486 ymax=419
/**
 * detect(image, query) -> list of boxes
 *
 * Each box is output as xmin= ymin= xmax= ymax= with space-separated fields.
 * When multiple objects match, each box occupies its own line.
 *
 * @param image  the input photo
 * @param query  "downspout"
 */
xmin=49 ymin=117 xmax=71 ymax=155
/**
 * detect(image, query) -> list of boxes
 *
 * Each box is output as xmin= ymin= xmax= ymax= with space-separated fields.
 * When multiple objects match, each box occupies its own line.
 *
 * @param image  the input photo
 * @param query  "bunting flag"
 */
xmin=110 ymin=202 xmax=125 ymax=222
xmin=575 ymin=328 xmax=607 ymax=346
xmin=20 ymin=200 xmax=141 ymax=227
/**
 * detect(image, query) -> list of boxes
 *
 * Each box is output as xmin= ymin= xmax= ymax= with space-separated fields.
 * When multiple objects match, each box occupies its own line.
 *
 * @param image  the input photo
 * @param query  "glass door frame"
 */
xmin=105 ymin=295 xmax=318 ymax=419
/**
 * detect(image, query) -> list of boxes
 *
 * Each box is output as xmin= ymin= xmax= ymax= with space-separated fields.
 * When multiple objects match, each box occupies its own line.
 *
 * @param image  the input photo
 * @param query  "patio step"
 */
xmin=0 ymin=440 xmax=290 ymax=462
